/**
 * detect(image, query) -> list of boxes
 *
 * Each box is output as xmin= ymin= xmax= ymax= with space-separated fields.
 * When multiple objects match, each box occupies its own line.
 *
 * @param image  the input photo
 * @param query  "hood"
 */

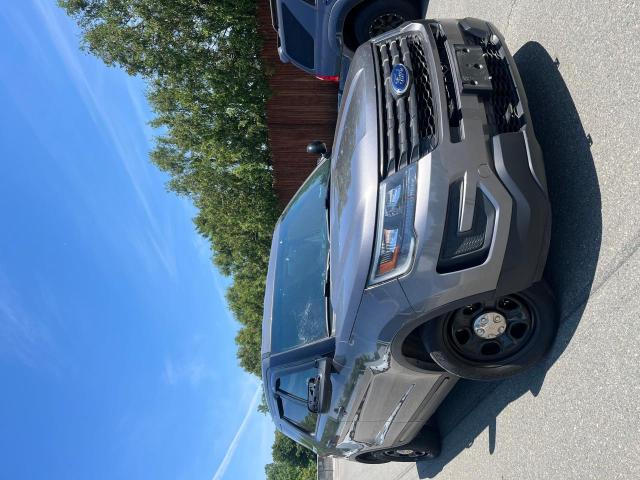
xmin=329 ymin=46 xmax=380 ymax=341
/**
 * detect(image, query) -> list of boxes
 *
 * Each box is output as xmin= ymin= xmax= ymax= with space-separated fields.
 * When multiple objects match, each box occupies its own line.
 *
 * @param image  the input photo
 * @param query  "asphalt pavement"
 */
xmin=335 ymin=1 xmax=640 ymax=478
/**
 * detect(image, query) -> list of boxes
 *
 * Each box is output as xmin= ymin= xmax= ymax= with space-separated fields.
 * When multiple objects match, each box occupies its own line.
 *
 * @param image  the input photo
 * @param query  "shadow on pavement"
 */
xmin=416 ymin=42 xmax=602 ymax=478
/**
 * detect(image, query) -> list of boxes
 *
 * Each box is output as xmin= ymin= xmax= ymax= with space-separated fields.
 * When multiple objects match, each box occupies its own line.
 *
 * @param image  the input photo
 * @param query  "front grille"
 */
xmin=375 ymin=34 xmax=436 ymax=178
xmin=467 ymin=36 xmax=524 ymax=134
xmin=407 ymin=39 xmax=437 ymax=143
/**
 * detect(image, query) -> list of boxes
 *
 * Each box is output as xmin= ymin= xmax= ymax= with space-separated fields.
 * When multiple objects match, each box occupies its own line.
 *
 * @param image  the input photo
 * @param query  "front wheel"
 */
xmin=348 ymin=0 xmax=421 ymax=46
xmin=423 ymin=282 xmax=558 ymax=381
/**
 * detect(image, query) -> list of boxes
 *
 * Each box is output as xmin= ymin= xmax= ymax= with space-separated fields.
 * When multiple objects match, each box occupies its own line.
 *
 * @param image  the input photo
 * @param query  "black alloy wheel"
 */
xmin=356 ymin=446 xmax=433 ymax=464
xmin=355 ymin=426 xmax=440 ymax=463
xmin=423 ymin=282 xmax=557 ymax=381
xmin=446 ymin=295 xmax=535 ymax=363
xmin=381 ymin=447 xmax=430 ymax=461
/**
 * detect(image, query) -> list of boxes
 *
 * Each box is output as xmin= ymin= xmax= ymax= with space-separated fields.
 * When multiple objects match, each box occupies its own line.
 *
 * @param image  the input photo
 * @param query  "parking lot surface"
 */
xmin=335 ymin=1 xmax=640 ymax=479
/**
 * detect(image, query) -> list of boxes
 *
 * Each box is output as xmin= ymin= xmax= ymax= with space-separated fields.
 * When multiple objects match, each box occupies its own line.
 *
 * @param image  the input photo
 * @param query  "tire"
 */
xmin=349 ymin=0 xmax=421 ymax=46
xmin=355 ymin=427 xmax=440 ymax=463
xmin=355 ymin=452 xmax=390 ymax=464
xmin=423 ymin=282 xmax=558 ymax=381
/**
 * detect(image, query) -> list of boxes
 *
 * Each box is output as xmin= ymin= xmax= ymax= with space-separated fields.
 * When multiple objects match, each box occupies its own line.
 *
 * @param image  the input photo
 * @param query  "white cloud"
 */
xmin=211 ymin=386 xmax=262 ymax=480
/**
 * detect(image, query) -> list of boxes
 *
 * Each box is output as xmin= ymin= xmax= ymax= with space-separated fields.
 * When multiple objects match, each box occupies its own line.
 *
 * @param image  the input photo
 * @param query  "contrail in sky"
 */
xmin=211 ymin=385 xmax=262 ymax=480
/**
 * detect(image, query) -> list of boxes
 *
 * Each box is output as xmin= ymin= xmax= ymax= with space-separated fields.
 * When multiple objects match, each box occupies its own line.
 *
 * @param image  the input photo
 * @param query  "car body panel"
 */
xmin=262 ymin=18 xmax=552 ymax=461
xmin=328 ymin=47 xmax=378 ymax=343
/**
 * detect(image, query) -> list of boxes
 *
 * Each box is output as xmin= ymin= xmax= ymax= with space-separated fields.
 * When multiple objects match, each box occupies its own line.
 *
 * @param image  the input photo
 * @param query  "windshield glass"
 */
xmin=271 ymin=160 xmax=330 ymax=353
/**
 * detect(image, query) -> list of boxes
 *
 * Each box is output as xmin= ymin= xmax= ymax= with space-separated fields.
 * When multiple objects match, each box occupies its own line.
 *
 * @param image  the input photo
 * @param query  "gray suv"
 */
xmin=262 ymin=18 xmax=557 ymax=463
xmin=269 ymin=0 xmax=423 ymax=78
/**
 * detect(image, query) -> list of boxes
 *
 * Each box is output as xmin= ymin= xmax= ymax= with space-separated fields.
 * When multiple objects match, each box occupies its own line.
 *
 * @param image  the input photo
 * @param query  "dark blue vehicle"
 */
xmin=269 ymin=0 xmax=423 ymax=78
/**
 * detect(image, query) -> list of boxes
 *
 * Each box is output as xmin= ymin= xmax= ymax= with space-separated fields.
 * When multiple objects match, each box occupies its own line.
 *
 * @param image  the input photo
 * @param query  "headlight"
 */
xmin=368 ymin=164 xmax=418 ymax=285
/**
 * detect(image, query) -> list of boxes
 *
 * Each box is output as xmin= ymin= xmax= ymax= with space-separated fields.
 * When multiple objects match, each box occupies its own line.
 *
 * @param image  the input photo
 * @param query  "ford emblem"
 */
xmin=391 ymin=63 xmax=411 ymax=96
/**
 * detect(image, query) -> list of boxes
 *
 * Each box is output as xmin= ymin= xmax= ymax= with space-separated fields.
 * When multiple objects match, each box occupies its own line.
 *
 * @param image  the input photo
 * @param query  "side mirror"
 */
xmin=307 ymin=357 xmax=332 ymax=414
xmin=306 ymin=141 xmax=328 ymax=156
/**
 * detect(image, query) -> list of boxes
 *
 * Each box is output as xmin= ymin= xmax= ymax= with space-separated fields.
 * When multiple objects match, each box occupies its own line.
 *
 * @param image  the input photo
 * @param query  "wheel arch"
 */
xmin=389 ymin=290 xmax=497 ymax=373
xmin=341 ymin=0 xmax=369 ymax=52
xmin=339 ymin=0 xmax=424 ymax=52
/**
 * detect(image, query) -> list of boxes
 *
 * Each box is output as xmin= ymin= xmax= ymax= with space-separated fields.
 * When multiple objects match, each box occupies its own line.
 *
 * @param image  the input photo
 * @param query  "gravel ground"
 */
xmin=336 ymin=1 xmax=640 ymax=478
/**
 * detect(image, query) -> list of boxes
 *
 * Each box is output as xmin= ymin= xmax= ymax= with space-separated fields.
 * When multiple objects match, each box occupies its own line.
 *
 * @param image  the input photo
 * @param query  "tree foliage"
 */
xmin=266 ymin=432 xmax=317 ymax=480
xmin=272 ymin=432 xmax=316 ymax=468
xmin=60 ymin=0 xmax=279 ymax=376
xmin=265 ymin=462 xmax=316 ymax=480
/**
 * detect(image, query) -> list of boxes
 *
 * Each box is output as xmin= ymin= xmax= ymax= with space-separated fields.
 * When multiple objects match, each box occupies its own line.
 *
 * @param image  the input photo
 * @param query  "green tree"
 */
xmin=60 ymin=0 xmax=270 ymax=160
xmin=272 ymin=432 xmax=316 ymax=468
xmin=265 ymin=462 xmax=316 ymax=480
xmin=266 ymin=432 xmax=317 ymax=480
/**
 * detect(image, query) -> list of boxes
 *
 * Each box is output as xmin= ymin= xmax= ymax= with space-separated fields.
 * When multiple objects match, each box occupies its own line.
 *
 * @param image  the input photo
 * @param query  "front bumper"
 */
xmin=370 ymin=18 xmax=551 ymax=317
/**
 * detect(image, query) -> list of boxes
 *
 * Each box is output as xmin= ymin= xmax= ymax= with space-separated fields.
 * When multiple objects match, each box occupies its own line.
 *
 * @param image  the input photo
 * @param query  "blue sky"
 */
xmin=0 ymin=2 xmax=274 ymax=479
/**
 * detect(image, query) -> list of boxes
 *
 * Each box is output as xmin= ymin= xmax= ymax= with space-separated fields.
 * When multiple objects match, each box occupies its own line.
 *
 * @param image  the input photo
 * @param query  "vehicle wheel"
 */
xmin=350 ymin=0 xmax=421 ymax=46
xmin=355 ymin=451 xmax=390 ymax=464
xmin=423 ymin=282 xmax=557 ymax=381
xmin=355 ymin=427 xmax=440 ymax=463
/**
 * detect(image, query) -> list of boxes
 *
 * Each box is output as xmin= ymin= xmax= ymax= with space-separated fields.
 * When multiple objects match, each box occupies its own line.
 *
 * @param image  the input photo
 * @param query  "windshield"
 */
xmin=271 ymin=160 xmax=330 ymax=354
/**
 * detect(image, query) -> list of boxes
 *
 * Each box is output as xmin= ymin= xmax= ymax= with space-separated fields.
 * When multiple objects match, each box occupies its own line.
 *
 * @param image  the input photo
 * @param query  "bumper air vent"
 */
xmin=465 ymin=33 xmax=525 ymax=135
xmin=483 ymin=42 xmax=524 ymax=133
xmin=437 ymin=180 xmax=495 ymax=273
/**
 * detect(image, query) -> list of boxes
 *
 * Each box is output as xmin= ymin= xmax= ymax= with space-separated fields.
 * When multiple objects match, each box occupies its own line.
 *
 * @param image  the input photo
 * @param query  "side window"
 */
xmin=277 ymin=366 xmax=317 ymax=400
xmin=278 ymin=396 xmax=318 ymax=434
xmin=276 ymin=366 xmax=318 ymax=434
